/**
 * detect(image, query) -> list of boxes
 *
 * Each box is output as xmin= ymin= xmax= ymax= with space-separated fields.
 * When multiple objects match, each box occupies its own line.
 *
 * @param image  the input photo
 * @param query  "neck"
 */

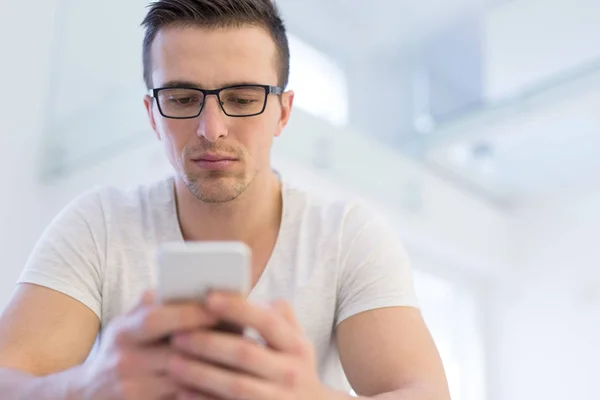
xmin=174 ymin=170 xmax=282 ymax=247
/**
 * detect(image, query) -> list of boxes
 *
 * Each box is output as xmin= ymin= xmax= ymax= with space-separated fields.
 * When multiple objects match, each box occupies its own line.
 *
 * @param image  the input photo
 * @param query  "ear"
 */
xmin=144 ymin=94 xmax=161 ymax=141
xmin=274 ymin=90 xmax=294 ymax=138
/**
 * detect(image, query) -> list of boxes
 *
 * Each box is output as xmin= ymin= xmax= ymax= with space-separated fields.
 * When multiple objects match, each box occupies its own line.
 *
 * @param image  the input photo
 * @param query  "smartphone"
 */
xmin=155 ymin=241 xmax=251 ymax=334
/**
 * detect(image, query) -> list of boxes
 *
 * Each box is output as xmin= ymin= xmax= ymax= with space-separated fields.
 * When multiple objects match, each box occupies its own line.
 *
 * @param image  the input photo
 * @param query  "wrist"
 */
xmin=12 ymin=364 xmax=90 ymax=400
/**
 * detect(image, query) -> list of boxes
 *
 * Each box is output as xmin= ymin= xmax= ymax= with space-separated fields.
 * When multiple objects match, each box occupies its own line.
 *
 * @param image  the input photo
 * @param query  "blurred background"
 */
xmin=1 ymin=0 xmax=599 ymax=399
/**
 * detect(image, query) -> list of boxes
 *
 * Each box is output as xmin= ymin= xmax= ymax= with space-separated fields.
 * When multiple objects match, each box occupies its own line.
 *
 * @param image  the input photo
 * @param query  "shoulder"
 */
xmin=67 ymin=175 xmax=174 ymax=218
xmin=46 ymin=176 xmax=174 ymax=239
xmin=98 ymin=175 xmax=174 ymax=208
xmin=282 ymin=181 xmax=390 ymax=241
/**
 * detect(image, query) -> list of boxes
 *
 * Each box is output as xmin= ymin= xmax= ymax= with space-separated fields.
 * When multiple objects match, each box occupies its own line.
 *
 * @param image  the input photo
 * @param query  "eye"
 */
xmin=169 ymin=96 xmax=201 ymax=106
xmin=229 ymin=97 xmax=256 ymax=105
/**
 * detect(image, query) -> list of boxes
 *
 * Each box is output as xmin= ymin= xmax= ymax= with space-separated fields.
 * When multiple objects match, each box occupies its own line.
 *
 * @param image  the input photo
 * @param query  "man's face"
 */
xmin=144 ymin=25 xmax=293 ymax=203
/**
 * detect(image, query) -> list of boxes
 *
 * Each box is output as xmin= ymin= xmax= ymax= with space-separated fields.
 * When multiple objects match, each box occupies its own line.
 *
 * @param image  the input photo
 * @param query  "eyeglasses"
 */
xmin=150 ymin=84 xmax=283 ymax=119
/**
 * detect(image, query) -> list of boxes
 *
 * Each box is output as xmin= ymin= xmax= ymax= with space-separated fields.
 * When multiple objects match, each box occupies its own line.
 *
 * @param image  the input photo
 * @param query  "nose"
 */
xmin=196 ymin=95 xmax=228 ymax=142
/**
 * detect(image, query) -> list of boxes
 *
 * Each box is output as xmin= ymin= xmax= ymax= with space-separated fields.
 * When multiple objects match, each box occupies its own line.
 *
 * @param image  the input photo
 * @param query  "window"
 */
xmin=287 ymin=34 xmax=349 ymax=127
xmin=414 ymin=270 xmax=487 ymax=400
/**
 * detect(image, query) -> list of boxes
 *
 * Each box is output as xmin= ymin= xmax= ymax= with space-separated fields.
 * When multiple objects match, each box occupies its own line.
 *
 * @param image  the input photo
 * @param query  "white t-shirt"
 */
xmin=18 ymin=175 xmax=418 ymax=392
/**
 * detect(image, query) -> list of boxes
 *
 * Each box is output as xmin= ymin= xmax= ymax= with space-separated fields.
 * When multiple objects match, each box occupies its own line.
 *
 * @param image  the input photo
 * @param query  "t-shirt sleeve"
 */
xmin=335 ymin=204 xmax=419 ymax=326
xmin=17 ymin=190 xmax=105 ymax=320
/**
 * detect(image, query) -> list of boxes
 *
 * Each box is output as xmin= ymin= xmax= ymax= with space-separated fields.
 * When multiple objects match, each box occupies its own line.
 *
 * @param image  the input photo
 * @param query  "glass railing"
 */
xmin=428 ymin=58 xmax=600 ymax=147
xmin=40 ymin=0 xmax=150 ymax=178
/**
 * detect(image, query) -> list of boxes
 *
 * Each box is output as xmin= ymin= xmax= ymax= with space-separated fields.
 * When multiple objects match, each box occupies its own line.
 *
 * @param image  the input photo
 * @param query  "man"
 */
xmin=0 ymin=0 xmax=450 ymax=399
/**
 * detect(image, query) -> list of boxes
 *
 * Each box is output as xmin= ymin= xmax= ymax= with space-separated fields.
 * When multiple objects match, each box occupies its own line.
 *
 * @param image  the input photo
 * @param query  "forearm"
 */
xmin=333 ymin=383 xmax=450 ymax=400
xmin=368 ymin=386 xmax=448 ymax=400
xmin=0 ymin=366 xmax=85 ymax=400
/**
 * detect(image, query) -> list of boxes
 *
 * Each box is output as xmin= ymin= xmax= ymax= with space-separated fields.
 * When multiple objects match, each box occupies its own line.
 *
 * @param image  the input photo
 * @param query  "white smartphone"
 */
xmin=155 ymin=241 xmax=251 ymax=305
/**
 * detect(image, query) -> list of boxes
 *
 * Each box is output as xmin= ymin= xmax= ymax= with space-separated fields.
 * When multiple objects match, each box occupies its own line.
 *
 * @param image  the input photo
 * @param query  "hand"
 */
xmin=74 ymin=290 xmax=218 ymax=400
xmin=167 ymin=293 xmax=341 ymax=400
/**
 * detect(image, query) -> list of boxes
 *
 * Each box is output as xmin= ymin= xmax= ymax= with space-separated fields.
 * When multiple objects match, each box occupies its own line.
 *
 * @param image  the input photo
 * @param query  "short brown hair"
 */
xmin=141 ymin=0 xmax=290 ymax=90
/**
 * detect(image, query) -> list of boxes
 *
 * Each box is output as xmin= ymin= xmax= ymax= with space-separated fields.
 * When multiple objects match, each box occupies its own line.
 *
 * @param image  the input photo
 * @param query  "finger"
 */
xmin=171 ymin=330 xmax=295 ymax=383
xmin=112 ymin=375 xmax=178 ymax=399
xmin=141 ymin=289 xmax=157 ymax=305
xmin=168 ymin=355 xmax=284 ymax=400
xmin=131 ymin=290 xmax=157 ymax=313
xmin=177 ymin=388 xmax=220 ymax=400
xmin=205 ymin=293 xmax=303 ymax=354
xmin=119 ymin=344 xmax=175 ymax=375
xmin=117 ymin=303 xmax=218 ymax=345
xmin=271 ymin=299 xmax=302 ymax=331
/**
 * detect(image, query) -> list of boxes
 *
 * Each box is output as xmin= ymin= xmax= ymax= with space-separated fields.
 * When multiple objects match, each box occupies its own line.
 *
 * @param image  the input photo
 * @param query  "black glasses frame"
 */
xmin=150 ymin=84 xmax=283 ymax=119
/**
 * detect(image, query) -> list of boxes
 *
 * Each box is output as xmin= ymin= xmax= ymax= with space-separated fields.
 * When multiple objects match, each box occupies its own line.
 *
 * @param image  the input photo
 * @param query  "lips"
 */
xmin=191 ymin=154 xmax=238 ymax=171
xmin=192 ymin=154 xmax=238 ymax=162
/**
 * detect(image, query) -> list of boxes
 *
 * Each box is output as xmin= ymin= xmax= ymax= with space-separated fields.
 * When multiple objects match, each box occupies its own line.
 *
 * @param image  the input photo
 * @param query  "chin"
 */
xmin=184 ymin=172 xmax=248 ymax=203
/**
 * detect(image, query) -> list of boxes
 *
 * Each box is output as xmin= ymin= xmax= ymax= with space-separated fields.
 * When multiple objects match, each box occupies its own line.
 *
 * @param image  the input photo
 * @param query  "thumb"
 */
xmin=138 ymin=289 xmax=157 ymax=307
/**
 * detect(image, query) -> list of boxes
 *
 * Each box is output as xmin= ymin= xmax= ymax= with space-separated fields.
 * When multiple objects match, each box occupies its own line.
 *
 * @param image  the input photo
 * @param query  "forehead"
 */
xmin=150 ymin=25 xmax=279 ymax=88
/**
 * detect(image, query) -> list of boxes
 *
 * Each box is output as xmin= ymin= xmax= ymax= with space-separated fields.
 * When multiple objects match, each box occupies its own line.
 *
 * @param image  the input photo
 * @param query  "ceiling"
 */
xmin=44 ymin=0 xmax=600 ymax=208
xmin=425 ymin=65 xmax=600 ymax=205
xmin=421 ymin=0 xmax=600 ymax=206
xmin=277 ymin=0 xmax=495 ymax=61
xmin=278 ymin=0 xmax=600 ymax=208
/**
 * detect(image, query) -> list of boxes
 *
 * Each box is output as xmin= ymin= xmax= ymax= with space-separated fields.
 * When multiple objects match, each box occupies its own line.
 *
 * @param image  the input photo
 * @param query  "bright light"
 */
xmin=287 ymin=34 xmax=349 ymax=127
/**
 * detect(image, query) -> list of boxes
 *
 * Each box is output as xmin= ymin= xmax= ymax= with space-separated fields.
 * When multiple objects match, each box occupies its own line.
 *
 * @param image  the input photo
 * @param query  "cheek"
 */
xmin=158 ymin=119 xmax=196 ymax=147
xmin=236 ymin=119 xmax=276 ymax=158
xmin=156 ymin=119 xmax=198 ymax=166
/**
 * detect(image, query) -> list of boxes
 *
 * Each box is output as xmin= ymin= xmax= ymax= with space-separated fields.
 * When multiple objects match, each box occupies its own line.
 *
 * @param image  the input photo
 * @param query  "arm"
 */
xmin=336 ymin=306 xmax=450 ymax=400
xmin=0 ymin=285 xmax=220 ymax=400
xmin=335 ymin=204 xmax=450 ymax=399
xmin=0 ymin=191 xmax=106 ymax=398
xmin=0 ymin=284 xmax=100 ymax=399
xmin=0 ymin=190 xmax=210 ymax=399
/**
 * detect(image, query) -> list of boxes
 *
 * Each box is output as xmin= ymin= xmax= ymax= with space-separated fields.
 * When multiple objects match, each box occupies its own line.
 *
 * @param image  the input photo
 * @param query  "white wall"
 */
xmin=0 ymin=0 xmax=60 ymax=307
xmin=484 ymin=0 xmax=600 ymax=99
xmin=345 ymin=54 xmax=417 ymax=144
xmin=486 ymin=191 xmax=600 ymax=400
xmin=0 ymin=0 xmax=168 ymax=308
xmin=443 ymin=0 xmax=600 ymax=376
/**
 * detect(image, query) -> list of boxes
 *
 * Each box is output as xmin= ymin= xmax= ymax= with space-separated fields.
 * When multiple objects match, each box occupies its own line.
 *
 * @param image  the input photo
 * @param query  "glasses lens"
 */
xmin=220 ymin=86 xmax=267 ymax=116
xmin=158 ymin=88 xmax=204 ymax=118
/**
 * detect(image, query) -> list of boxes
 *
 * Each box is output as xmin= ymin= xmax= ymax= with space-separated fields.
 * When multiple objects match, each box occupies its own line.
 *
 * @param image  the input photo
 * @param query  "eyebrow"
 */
xmin=158 ymin=80 xmax=264 ymax=89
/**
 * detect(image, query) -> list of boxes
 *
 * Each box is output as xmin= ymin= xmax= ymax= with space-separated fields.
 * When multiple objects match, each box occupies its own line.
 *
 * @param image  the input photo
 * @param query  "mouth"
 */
xmin=193 ymin=154 xmax=238 ymax=162
xmin=191 ymin=154 xmax=239 ymax=170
